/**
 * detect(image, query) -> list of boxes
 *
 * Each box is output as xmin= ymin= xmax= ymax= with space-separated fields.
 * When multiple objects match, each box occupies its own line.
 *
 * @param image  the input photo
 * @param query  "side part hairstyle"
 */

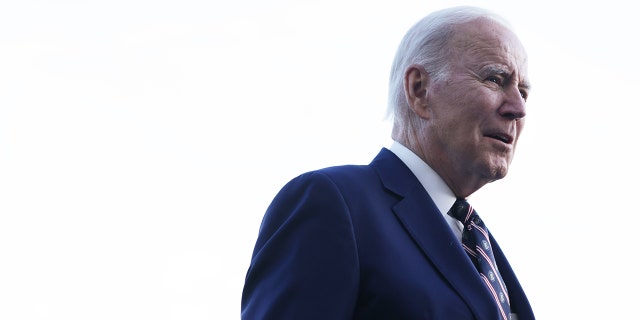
xmin=387 ymin=6 xmax=513 ymax=136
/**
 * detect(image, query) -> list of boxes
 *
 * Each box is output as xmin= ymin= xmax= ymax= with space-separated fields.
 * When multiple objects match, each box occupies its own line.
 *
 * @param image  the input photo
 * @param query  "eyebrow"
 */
xmin=519 ymin=79 xmax=532 ymax=92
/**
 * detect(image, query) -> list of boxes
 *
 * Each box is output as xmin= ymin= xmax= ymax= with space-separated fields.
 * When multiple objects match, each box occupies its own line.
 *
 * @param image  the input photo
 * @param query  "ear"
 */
xmin=403 ymin=64 xmax=430 ymax=119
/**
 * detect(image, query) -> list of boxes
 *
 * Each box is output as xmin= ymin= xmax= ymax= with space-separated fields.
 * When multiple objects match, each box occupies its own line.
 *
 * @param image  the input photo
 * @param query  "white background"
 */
xmin=1 ymin=0 xmax=638 ymax=319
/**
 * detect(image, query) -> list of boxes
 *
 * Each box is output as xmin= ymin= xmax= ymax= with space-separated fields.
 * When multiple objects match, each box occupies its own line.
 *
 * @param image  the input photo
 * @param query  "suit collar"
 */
xmin=388 ymin=141 xmax=458 ymax=216
xmin=371 ymin=148 xmax=502 ymax=320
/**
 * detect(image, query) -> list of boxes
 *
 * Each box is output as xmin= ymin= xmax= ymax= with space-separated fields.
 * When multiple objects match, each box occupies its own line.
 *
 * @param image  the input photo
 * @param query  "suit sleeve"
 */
xmin=241 ymin=172 xmax=360 ymax=319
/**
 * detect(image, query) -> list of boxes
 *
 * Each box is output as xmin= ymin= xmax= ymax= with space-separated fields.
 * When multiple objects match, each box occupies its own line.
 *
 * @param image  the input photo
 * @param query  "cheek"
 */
xmin=430 ymin=83 xmax=487 ymax=130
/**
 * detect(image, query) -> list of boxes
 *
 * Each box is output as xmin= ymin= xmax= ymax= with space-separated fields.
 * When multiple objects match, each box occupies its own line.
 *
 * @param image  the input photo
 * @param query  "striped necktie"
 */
xmin=448 ymin=199 xmax=512 ymax=320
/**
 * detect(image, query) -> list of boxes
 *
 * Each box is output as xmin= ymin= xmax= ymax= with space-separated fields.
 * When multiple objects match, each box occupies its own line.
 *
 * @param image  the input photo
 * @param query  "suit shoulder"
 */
xmin=297 ymin=164 xmax=377 ymax=187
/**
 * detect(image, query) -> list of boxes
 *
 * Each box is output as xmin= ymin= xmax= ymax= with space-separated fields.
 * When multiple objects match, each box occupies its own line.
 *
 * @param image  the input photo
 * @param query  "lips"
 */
xmin=485 ymin=132 xmax=514 ymax=144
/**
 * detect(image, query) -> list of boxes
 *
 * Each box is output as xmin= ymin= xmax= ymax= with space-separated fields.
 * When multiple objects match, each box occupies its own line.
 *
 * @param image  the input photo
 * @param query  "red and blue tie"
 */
xmin=448 ymin=199 xmax=511 ymax=320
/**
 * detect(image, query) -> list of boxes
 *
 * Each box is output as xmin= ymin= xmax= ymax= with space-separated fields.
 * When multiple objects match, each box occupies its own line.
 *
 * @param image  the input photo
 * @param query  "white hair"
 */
xmin=387 ymin=6 xmax=513 ymax=132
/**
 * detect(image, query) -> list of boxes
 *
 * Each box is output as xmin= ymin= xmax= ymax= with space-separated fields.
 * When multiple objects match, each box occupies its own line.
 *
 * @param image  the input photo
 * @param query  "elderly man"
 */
xmin=242 ymin=6 xmax=535 ymax=320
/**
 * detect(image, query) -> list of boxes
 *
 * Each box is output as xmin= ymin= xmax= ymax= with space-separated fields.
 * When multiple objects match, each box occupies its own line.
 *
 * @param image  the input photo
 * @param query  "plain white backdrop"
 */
xmin=1 ymin=0 xmax=639 ymax=319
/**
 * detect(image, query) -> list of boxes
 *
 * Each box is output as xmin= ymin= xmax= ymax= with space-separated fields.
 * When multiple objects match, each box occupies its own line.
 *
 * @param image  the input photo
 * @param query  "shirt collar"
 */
xmin=388 ymin=141 xmax=463 ymax=238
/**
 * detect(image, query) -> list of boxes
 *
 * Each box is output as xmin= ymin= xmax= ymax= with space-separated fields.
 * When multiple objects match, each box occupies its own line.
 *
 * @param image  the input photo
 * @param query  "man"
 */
xmin=242 ymin=6 xmax=535 ymax=320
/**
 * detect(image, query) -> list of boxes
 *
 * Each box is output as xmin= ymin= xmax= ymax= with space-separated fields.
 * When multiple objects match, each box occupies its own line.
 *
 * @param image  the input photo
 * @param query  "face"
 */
xmin=423 ymin=18 xmax=530 ymax=197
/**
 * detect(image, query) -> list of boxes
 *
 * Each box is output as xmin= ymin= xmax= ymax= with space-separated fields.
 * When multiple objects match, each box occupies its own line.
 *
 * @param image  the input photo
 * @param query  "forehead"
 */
xmin=449 ymin=19 xmax=529 ymax=81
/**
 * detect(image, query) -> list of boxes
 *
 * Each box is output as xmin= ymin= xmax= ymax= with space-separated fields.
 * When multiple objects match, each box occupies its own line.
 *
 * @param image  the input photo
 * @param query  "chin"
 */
xmin=493 ymin=165 xmax=510 ymax=180
xmin=490 ymin=154 xmax=513 ymax=178
xmin=484 ymin=161 xmax=510 ymax=181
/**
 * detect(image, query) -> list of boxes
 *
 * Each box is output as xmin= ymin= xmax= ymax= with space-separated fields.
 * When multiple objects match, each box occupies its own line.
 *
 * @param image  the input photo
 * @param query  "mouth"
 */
xmin=485 ymin=132 xmax=514 ymax=144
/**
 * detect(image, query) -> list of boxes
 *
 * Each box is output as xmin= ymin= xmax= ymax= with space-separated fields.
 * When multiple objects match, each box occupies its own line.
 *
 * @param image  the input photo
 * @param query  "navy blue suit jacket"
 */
xmin=242 ymin=148 xmax=535 ymax=319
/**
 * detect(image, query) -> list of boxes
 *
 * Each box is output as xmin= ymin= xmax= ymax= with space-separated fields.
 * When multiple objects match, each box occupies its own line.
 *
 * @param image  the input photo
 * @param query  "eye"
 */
xmin=486 ymin=75 xmax=504 ymax=86
xmin=519 ymin=89 xmax=528 ymax=101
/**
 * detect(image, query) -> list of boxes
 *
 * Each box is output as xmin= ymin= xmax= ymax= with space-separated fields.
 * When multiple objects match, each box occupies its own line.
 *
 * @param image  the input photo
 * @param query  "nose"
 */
xmin=499 ymin=86 xmax=526 ymax=120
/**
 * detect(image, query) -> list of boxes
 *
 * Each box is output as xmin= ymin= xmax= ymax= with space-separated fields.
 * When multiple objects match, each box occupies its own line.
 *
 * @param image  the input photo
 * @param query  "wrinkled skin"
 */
xmin=403 ymin=18 xmax=530 ymax=198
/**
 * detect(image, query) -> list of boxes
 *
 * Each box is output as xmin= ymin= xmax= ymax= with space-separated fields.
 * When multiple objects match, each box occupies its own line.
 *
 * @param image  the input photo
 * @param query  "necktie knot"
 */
xmin=448 ymin=199 xmax=479 ymax=225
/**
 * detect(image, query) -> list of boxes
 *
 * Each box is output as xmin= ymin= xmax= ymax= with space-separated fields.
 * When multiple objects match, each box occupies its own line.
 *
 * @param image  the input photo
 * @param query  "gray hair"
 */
xmin=387 ymin=6 xmax=513 ymax=130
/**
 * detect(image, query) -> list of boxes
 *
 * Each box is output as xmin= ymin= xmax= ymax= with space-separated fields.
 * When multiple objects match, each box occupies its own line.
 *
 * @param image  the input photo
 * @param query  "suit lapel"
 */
xmin=371 ymin=149 xmax=500 ymax=320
